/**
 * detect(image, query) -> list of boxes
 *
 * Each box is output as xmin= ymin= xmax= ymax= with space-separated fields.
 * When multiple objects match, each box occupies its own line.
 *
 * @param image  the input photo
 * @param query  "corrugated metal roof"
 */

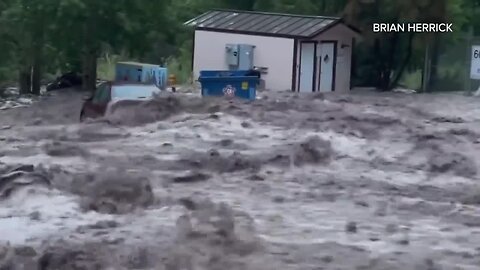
xmin=184 ymin=10 xmax=341 ymax=39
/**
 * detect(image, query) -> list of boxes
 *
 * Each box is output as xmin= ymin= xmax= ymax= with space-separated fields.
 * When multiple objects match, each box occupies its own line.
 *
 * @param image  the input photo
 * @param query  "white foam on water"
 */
xmin=0 ymin=187 xmax=107 ymax=245
xmin=0 ymin=154 xmax=86 ymax=169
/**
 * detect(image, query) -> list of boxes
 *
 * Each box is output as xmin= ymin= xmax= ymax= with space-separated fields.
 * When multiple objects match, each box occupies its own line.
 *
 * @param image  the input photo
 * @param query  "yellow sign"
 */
xmin=241 ymin=82 xmax=249 ymax=90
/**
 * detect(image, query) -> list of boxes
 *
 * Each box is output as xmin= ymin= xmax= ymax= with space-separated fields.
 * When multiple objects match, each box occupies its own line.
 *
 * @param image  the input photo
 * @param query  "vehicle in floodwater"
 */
xmin=80 ymin=82 xmax=161 ymax=121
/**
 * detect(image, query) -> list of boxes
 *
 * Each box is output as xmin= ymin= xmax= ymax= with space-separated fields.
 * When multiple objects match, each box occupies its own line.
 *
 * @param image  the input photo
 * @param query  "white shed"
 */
xmin=185 ymin=10 xmax=361 ymax=93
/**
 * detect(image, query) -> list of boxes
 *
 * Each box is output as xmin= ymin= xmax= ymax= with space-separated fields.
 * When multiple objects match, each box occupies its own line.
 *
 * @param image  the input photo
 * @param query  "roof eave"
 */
xmin=339 ymin=18 xmax=363 ymax=36
xmin=184 ymin=18 xmax=198 ymax=26
xmin=194 ymin=27 xmax=305 ymax=39
xmin=306 ymin=19 xmax=362 ymax=39
xmin=208 ymin=8 xmax=341 ymax=21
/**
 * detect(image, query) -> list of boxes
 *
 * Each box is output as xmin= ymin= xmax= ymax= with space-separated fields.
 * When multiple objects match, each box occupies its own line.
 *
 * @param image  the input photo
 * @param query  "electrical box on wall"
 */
xmin=225 ymin=44 xmax=239 ymax=67
xmin=238 ymin=44 xmax=255 ymax=70
xmin=225 ymin=43 xmax=255 ymax=70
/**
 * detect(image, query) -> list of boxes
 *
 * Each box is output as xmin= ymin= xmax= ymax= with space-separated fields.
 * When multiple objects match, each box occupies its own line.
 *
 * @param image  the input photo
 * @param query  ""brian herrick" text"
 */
xmin=373 ymin=23 xmax=453 ymax=33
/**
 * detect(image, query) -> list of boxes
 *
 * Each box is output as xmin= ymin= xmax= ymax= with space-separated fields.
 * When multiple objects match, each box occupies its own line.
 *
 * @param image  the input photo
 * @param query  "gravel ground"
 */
xmin=1 ymin=88 xmax=480 ymax=269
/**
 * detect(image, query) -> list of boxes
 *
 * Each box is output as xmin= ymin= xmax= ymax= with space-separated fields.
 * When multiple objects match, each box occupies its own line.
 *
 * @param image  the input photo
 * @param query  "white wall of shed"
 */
xmin=193 ymin=30 xmax=295 ymax=91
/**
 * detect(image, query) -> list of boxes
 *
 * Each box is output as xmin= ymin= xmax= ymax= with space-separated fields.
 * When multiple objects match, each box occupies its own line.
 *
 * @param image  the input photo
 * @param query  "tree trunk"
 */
xmin=18 ymin=67 xmax=31 ymax=95
xmin=373 ymin=38 xmax=382 ymax=89
xmin=377 ymin=33 xmax=397 ymax=91
xmin=31 ymin=62 xmax=41 ymax=95
xmin=31 ymin=45 xmax=42 ymax=95
xmin=389 ymin=32 xmax=415 ymax=89
xmin=421 ymin=42 xmax=431 ymax=92
xmin=82 ymin=20 xmax=98 ymax=92
xmin=31 ymin=21 xmax=44 ymax=95
xmin=82 ymin=48 xmax=97 ymax=92
xmin=427 ymin=35 xmax=440 ymax=91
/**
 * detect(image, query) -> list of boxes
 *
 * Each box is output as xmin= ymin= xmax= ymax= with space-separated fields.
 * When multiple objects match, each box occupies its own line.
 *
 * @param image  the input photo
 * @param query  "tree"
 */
xmin=46 ymin=0 xmax=170 ymax=91
xmin=343 ymin=0 xmax=454 ymax=91
xmin=0 ymin=0 xmax=57 ymax=94
xmin=0 ymin=0 xmax=476 ymax=92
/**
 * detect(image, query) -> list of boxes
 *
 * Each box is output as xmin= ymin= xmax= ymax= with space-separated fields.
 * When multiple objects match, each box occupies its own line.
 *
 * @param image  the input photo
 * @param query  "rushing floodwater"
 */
xmin=1 ymin=89 xmax=480 ymax=269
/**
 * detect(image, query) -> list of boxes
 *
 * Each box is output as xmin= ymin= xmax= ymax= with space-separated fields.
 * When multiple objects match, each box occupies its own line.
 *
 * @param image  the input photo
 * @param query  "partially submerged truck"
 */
xmin=79 ymin=62 xmax=169 ymax=121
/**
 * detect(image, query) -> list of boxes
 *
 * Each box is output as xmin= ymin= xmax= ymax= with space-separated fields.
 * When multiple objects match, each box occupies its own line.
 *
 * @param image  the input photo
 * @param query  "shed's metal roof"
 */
xmin=184 ymin=10 xmax=342 ymax=39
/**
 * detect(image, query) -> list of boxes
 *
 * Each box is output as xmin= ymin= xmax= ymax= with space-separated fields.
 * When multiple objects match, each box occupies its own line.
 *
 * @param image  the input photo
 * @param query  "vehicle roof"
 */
xmin=116 ymin=61 xmax=160 ymax=67
xmin=114 ymin=83 xmax=158 ymax=86
xmin=103 ymin=81 xmax=158 ymax=87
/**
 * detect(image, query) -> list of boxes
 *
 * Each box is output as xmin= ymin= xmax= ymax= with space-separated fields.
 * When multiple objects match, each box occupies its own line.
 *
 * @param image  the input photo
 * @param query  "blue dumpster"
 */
xmin=198 ymin=70 xmax=260 ymax=101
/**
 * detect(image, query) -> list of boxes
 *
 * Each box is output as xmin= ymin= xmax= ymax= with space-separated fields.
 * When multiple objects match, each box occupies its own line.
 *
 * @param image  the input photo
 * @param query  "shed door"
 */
xmin=319 ymin=42 xmax=335 ymax=92
xmin=299 ymin=43 xmax=315 ymax=92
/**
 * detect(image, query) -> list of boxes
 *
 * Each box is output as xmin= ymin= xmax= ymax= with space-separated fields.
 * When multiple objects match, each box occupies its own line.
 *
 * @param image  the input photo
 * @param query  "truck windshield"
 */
xmin=111 ymin=85 xmax=160 ymax=99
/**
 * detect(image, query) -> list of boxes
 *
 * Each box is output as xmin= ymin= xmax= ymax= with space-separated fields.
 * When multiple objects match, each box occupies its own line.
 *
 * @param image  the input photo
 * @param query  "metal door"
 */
xmin=319 ymin=42 xmax=335 ymax=92
xmin=299 ymin=42 xmax=315 ymax=92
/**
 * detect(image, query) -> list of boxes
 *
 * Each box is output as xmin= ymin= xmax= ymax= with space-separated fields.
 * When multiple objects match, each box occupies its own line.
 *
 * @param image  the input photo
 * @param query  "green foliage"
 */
xmin=0 ymin=0 xmax=477 ymax=88
xmin=97 ymin=53 xmax=131 ymax=81
xmin=166 ymin=38 xmax=195 ymax=84
xmin=344 ymin=0 xmax=473 ymax=90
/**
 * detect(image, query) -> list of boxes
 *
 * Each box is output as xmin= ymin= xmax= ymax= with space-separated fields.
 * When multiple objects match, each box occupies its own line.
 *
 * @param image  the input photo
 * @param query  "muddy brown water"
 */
xmin=1 ymin=89 xmax=480 ymax=269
